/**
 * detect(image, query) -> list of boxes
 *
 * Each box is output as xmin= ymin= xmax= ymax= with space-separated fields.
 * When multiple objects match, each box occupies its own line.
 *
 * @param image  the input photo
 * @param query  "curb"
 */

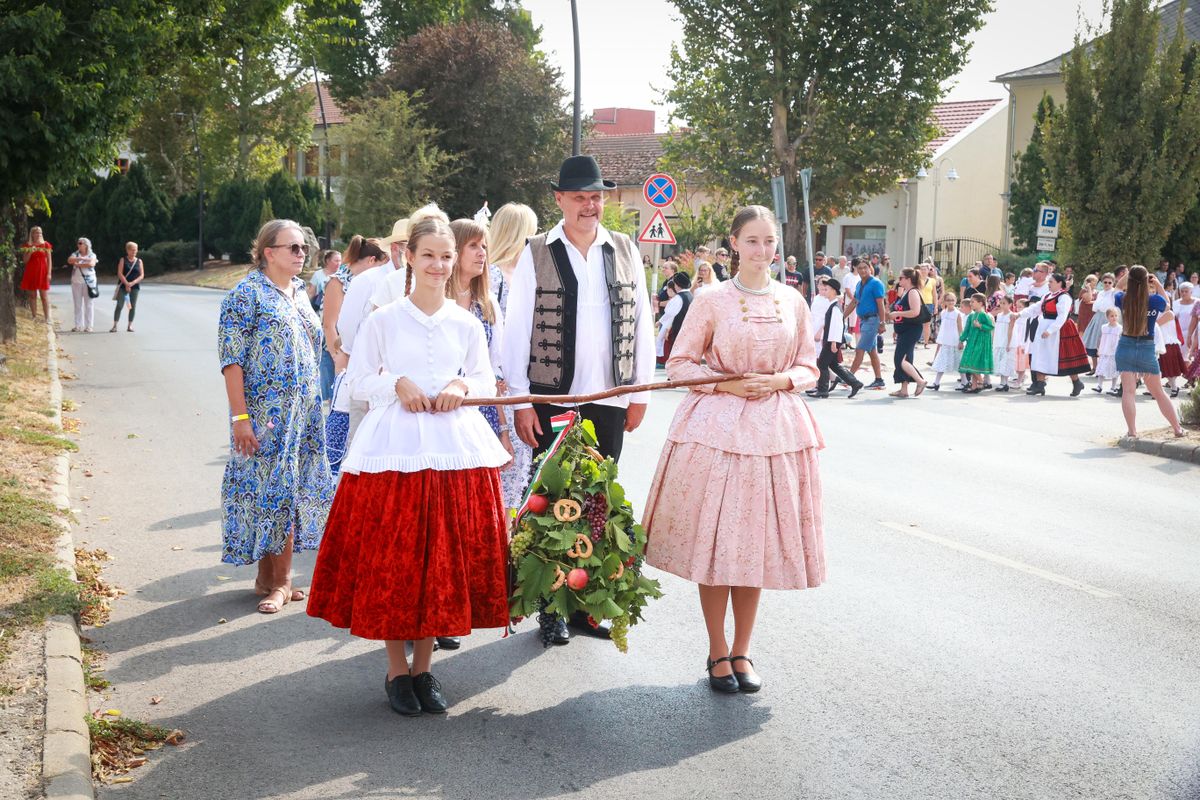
xmin=42 ymin=318 xmax=95 ymax=800
xmin=1117 ymin=434 xmax=1200 ymax=465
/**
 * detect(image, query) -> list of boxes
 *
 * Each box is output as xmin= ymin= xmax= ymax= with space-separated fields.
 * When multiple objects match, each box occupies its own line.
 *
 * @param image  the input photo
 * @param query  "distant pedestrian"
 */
xmin=1114 ymin=266 xmax=1183 ymax=437
xmin=844 ymin=258 xmax=887 ymax=389
xmin=110 ymin=242 xmax=144 ymax=332
xmin=693 ymin=261 xmax=719 ymax=296
xmin=991 ymin=295 xmax=1017 ymax=392
xmin=1020 ymin=272 xmax=1088 ymax=397
xmin=68 ymin=237 xmax=99 ymax=332
xmin=656 ymin=272 xmax=693 ymax=363
xmin=808 ymin=279 xmax=863 ymax=398
xmin=930 ymin=292 xmax=963 ymax=391
xmin=1092 ymin=308 xmax=1121 ymax=394
xmin=885 ymin=267 xmax=928 ymax=397
xmin=958 ymin=293 xmax=994 ymax=393
xmin=19 ymin=226 xmax=53 ymax=323
xmin=218 ymin=219 xmax=333 ymax=613
xmin=713 ymin=247 xmax=731 ymax=281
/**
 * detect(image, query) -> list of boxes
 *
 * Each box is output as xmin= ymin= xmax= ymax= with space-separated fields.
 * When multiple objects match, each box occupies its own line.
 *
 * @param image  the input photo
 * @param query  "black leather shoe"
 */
xmin=568 ymin=610 xmax=610 ymax=639
xmin=385 ymin=674 xmax=421 ymax=717
xmin=706 ymin=657 xmax=740 ymax=694
xmin=806 ymin=390 xmax=830 ymax=398
xmin=729 ymin=656 xmax=762 ymax=693
xmin=1071 ymin=380 xmax=1084 ymax=397
xmin=434 ymin=636 xmax=461 ymax=651
xmin=412 ymin=672 xmax=448 ymax=714
xmin=847 ymin=382 xmax=864 ymax=399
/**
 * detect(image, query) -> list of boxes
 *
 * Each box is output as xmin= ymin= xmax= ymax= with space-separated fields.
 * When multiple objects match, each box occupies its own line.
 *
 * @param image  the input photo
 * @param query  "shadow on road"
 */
xmin=148 ymin=507 xmax=222 ymax=531
xmin=122 ymin=634 xmax=771 ymax=799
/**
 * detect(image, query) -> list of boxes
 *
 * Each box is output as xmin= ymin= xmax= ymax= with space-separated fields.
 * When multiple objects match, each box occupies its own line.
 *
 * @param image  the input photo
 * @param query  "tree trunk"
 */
xmin=769 ymin=43 xmax=804 ymax=265
xmin=0 ymin=205 xmax=20 ymax=343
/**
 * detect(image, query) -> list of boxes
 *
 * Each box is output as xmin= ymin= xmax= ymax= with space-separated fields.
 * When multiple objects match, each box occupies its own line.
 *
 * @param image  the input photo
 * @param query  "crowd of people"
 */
xmin=18 ymin=226 xmax=146 ymax=333
xmin=216 ymin=155 xmax=826 ymax=716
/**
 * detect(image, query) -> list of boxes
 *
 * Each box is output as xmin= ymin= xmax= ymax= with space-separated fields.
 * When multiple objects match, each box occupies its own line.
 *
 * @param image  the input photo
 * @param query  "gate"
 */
xmin=918 ymin=238 xmax=1001 ymax=275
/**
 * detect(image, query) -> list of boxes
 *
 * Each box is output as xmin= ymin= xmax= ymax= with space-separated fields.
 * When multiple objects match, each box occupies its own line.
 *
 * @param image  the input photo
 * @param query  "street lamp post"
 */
xmin=570 ymin=0 xmax=582 ymax=155
xmin=916 ymin=159 xmax=959 ymax=268
xmin=174 ymin=112 xmax=204 ymax=271
xmin=312 ymin=57 xmax=334 ymax=248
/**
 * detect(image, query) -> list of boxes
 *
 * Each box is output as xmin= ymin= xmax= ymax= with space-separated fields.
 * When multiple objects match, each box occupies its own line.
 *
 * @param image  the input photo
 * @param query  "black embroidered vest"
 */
xmin=526 ymin=231 xmax=639 ymax=395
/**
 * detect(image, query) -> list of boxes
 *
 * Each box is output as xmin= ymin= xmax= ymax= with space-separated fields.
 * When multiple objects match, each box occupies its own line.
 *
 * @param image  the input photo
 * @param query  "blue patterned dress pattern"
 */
xmin=218 ymin=270 xmax=334 ymax=565
xmin=470 ymin=300 xmax=501 ymax=434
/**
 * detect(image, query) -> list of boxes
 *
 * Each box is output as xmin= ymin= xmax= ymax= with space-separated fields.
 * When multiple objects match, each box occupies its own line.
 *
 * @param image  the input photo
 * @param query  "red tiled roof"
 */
xmin=928 ymin=99 xmax=1004 ymax=152
xmin=585 ymin=99 xmax=1004 ymax=183
xmin=304 ymin=82 xmax=347 ymax=127
xmin=584 ymin=132 xmax=682 ymax=186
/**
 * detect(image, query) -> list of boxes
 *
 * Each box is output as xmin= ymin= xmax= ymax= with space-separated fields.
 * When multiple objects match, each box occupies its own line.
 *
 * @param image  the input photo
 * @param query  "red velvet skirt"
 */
xmin=1056 ymin=320 xmax=1090 ymax=376
xmin=307 ymin=468 xmax=509 ymax=641
xmin=1160 ymin=343 xmax=1186 ymax=378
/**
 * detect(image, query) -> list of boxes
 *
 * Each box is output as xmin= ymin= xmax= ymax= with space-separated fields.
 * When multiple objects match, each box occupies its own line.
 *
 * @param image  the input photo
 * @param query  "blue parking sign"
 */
xmin=1037 ymin=204 xmax=1061 ymax=238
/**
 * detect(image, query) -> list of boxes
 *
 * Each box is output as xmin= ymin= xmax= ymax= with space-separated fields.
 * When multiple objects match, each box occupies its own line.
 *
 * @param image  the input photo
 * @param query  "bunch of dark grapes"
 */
xmin=582 ymin=493 xmax=608 ymax=542
xmin=536 ymin=611 xmax=558 ymax=648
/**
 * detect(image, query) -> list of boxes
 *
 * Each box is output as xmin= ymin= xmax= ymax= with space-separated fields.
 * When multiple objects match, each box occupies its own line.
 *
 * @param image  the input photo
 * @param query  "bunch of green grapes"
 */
xmin=610 ymin=615 xmax=630 ymax=654
xmin=509 ymin=526 xmax=535 ymax=560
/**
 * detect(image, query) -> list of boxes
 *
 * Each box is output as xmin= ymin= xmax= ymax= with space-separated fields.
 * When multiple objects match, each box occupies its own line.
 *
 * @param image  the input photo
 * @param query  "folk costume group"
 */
xmin=217 ymin=156 xmax=827 ymax=716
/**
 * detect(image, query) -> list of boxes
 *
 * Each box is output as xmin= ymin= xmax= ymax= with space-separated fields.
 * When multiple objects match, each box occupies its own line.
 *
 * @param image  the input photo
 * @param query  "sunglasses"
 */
xmin=266 ymin=243 xmax=310 ymax=257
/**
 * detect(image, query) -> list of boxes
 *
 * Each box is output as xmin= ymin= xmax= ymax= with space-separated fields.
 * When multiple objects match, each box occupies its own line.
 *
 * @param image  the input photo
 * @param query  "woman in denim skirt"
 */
xmin=1113 ymin=266 xmax=1184 ymax=438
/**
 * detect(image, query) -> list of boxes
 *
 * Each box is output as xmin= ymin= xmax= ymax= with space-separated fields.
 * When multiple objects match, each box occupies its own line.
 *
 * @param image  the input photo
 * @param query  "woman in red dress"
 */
xmin=19 ymin=226 xmax=53 ymax=322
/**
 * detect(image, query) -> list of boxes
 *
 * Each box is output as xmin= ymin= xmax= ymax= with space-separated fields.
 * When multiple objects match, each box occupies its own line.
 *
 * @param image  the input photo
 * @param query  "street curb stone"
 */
xmin=41 ymin=318 xmax=94 ymax=800
xmin=1116 ymin=433 xmax=1200 ymax=465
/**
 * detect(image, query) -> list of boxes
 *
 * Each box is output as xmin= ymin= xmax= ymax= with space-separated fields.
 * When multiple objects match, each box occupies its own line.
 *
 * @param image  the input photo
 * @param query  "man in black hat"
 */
xmin=501 ymin=154 xmax=656 ymax=643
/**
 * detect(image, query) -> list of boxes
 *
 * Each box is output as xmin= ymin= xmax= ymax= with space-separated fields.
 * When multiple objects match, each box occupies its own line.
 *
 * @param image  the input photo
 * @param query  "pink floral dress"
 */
xmin=642 ymin=280 xmax=826 ymax=589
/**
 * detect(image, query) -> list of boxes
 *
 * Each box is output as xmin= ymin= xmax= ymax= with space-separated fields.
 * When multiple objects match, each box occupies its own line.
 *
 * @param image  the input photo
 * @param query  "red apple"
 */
xmin=566 ymin=568 xmax=589 ymax=591
xmin=526 ymin=494 xmax=549 ymax=514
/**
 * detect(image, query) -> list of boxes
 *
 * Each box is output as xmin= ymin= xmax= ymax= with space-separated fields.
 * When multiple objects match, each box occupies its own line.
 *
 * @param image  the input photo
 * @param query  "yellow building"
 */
xmin=993 ymin=0 xmax=1200 ymax=249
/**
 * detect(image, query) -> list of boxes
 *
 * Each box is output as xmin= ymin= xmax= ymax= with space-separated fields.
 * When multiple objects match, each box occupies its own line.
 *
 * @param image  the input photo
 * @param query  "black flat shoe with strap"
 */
xmin=706 ymin=657 xmax=740 ymax=694
xmin=729 ymin=656 xmax=762 ymax=693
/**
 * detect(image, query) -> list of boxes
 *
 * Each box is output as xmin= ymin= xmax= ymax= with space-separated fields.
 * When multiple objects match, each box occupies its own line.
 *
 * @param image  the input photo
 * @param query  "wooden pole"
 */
xmin=461 ymin=373 xmax=744 ymax=407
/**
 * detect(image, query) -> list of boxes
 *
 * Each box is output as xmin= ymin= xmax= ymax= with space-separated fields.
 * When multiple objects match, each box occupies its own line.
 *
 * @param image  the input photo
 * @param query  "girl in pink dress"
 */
xmin=642 ymin=205 xmax=824 ymax=695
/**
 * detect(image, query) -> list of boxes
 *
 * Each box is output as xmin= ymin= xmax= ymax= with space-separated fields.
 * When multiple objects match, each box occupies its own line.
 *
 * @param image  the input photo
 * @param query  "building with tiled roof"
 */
xmin=286 ymin=82 xmax=349 ymax=202
xmin=993 ymin=1 xmax=1200 ymax=248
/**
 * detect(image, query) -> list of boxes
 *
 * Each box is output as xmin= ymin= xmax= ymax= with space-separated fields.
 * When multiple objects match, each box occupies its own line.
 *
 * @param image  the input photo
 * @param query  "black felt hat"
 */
xmin=550 ymin=155 xmax=616 ymax=191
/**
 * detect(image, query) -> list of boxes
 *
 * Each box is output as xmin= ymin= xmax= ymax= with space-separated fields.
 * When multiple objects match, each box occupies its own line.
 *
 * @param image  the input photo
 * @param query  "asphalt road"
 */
xmin=52 ymin=284 xmax=1200 ymax=800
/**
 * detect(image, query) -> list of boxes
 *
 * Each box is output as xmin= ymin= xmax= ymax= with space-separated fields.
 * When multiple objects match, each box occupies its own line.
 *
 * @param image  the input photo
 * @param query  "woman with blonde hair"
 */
xmin=692 ymin=260 xmax=719 ymax=296
xmin=487 ymin=202 xmax=539 ymax=511
xmin=218 ymin=219 xmax=333 ymax=613
xmin=19 ymin=226 xmax=53 ymax=322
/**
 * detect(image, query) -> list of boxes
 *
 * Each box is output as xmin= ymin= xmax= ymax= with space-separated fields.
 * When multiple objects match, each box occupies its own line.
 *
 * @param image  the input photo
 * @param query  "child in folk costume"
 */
xmin=1093 ymin=308 xmax=1121 ymax=394
xmin=1156 ymin=308 xmax=1186 ymax=397
xmin=1020 ymin=272 xmax=1089 ymax=397
xmin=954 ymin=296 xmax=973 ymax=390
xmin=930 ymin=292 xmax=962 ymax=391
xmin=991 ymin=295 xmax=1018 ymax=392
xmin=1082 ymin=272 xmax=1117 ymax=372
xmin=958 ymin=293 xmax=994 ymax=393
xmin=1012 ymin=297 xmax=1033 ymax=390
xmin=808 ymin=279 xmax=864 ymax=398
xmin=307 ymin=217 xmax=512 ymax=717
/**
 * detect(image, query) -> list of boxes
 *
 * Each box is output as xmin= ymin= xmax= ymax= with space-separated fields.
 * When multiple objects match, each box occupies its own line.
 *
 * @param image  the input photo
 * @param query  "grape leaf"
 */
xmin=539 ymin=458 xmax=569 ymax=494
xmin=610 ymin=520 xmax=632 ymax=554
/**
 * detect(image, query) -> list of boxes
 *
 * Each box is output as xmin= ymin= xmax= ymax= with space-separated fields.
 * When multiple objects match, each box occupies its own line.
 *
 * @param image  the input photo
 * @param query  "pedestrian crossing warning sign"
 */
xmin=638 ymin=209 xmax=676 ymax=245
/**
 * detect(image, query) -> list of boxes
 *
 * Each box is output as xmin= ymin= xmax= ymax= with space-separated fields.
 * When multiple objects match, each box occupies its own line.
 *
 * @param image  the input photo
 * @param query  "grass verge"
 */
xmin=0 ymin=315 xmax=78 ymax=681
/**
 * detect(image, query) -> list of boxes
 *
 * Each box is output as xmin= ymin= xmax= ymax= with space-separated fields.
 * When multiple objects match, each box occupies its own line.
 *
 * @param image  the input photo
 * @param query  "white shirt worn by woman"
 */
xmin=342 ymin=298 xmax=510 ymax=474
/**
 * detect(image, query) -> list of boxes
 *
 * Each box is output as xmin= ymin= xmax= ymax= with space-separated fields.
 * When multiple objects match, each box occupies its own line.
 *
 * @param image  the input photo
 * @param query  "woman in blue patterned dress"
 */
xmin=486 ymin=203 xmax=539 ymax=511
xmin=219 ymin=219 xmax=335 ymax=614
xmin=449 ymin=219 xmax=511 ymax=455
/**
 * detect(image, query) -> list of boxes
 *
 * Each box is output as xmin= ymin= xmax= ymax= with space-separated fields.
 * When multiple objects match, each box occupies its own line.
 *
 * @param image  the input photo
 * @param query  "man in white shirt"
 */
xmin=501 ymin=155 xmax=656 ymax=642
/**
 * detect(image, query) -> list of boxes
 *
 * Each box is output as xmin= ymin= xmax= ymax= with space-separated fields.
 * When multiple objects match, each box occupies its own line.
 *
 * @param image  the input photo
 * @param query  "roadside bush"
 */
xmin=141 ymin=241 xmax=201 ymax=276
xmin=208 ymin=179 xmax=266 ymax=261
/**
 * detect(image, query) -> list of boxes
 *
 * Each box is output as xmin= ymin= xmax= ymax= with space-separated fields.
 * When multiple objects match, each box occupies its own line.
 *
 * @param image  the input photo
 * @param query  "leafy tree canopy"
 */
xmin=663 ymin=0 xmax=990 ymax=260
xmin=1008 ymin=94 xmax=1057 ymax=255
xmin=372 ymin=19 xmax=569 ymax=222
xmin=1044 ymin=0 xmax=1200 ymax=267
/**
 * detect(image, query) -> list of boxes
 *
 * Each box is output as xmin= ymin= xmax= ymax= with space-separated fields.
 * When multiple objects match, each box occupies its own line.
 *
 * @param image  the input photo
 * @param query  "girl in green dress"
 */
xmin=959 ymin=293 xmax=994 ymax=394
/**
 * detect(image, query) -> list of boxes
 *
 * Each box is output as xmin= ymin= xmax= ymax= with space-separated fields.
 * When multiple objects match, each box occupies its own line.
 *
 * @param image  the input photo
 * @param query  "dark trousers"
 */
xmin=817 ymin=343 xmax=860 ymax=391
xmin=533 ymin=402 xmax=627 ymax=462
xmin=114 ymin=284 xmax=139 ymax=323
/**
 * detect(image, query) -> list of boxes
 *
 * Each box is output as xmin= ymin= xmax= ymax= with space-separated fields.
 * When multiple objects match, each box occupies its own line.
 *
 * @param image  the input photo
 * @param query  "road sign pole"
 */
xmin=800 ymin=168 xmax=815 ymax=296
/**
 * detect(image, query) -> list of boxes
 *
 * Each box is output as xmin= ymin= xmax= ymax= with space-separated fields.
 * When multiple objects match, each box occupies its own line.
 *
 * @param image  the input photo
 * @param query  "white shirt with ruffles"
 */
xmin=341 ymin=298 xmax=511 ymax=474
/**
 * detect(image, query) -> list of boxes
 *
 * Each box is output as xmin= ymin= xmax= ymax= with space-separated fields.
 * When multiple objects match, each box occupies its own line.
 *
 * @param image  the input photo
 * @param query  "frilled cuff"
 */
xmin=355 ymin=372 xmax=403 ymax=410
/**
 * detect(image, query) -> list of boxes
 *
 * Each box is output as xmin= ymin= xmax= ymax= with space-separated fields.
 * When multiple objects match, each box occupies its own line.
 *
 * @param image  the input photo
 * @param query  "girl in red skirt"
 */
xmin=307 ymin=217 xmax=512 ymax=716
xmin=19 ymin=226 xmax=53 ymax=322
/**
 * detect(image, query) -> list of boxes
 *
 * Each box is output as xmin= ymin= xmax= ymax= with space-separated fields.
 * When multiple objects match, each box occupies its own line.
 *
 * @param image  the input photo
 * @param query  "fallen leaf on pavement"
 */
xmin=149 ymin=697 xmax=162 ymax=705
xmin=104 ymin=709 xmax=121 ymax=717
xmin=127 ymin=757 xmax=147 ymax=768
xmin=170 ymin=546 xmax=183 ymax=551
xmin=98 ymin=516 xmax=110 ymax=522
xmin=111 ymin=777 xmax=133 ymax=784
xmin=215 ymin=576 xmax=230 ymax=581
xmin=126 ymin=433 xmax=139 ymax=439
xmin=217 ymin=618 xmax=227 ymax=624
xmin=83 ymin=470 xmax=94 ymax=477
xmin=164 ymin=730 xmax=185 ymax=746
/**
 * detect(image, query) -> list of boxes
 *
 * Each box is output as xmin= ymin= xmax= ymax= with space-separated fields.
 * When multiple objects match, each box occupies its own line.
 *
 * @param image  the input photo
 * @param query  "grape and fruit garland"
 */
xmin=509 ymin=417 xmax=662 ymax=652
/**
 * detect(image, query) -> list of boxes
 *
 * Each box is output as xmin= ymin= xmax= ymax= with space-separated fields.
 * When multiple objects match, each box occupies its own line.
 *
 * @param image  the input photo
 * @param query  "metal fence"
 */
xmin=918 ymin=238 xmax=1002 ymax=276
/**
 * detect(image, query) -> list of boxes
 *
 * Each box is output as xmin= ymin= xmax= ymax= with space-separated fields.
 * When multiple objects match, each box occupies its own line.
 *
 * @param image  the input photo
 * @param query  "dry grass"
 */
xmin=88 ymin=713 xmax=185 ymax=783
xmin=145 ymin=261 xmax=252 ymax=291
xmin=0 ymin=315 xmax=79 ymax=678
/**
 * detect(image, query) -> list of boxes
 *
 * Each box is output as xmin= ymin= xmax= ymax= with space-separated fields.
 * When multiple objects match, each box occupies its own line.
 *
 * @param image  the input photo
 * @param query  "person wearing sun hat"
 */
xmin=501 ymin=154 xmax=656 ymax=644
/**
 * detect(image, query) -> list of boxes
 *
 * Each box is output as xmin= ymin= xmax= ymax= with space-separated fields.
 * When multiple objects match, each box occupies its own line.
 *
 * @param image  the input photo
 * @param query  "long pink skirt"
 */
xmin=642 ymin=442 xmax=824 ymax=590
